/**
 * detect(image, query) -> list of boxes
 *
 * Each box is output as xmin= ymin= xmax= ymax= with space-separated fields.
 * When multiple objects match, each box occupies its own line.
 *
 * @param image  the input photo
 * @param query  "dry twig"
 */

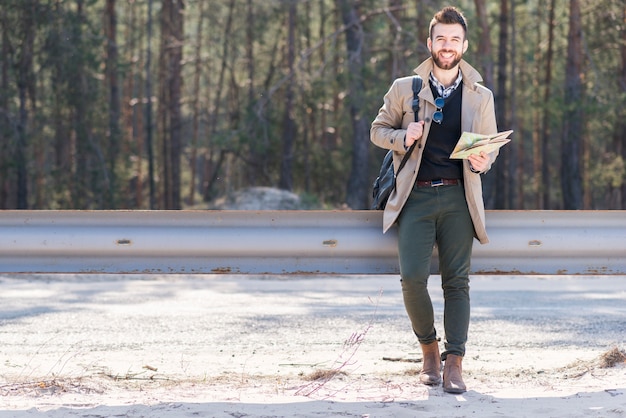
xmin=295 ymin=290 xmax=383 ymax=397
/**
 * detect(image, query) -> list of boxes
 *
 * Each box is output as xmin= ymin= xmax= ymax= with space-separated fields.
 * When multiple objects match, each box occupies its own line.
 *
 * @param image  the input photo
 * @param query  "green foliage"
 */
xmin=594 ymin=154 xmax=625 ymax=189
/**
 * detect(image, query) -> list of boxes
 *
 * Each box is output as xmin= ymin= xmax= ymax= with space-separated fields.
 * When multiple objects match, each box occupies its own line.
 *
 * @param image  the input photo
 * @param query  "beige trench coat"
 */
xmin=370 ymin=58 xmax=498 ymax=244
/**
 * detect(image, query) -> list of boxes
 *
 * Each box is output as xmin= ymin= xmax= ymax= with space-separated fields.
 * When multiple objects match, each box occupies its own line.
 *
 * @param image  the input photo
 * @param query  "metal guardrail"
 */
xmin=0 ymin=210 xmax=624 ymax=275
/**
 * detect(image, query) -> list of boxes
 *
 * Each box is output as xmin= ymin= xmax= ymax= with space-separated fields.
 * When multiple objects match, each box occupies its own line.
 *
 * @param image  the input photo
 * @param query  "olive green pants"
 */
xmin=397 ymin=182 xmax=474 ymax=359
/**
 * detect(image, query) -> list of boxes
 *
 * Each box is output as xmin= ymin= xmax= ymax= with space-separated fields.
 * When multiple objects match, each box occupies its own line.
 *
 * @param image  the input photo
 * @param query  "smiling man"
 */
xmin=370 ymin=6 xmax=500 ymax=393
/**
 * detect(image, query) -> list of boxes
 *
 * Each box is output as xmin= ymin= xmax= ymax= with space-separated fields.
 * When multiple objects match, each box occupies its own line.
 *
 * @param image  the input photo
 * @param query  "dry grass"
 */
xmin=304 ymin=369 xmax=347 ymax=382
xmin=0 ymin=378 xmax=105 ymax=397
xmin=599 ymin=347 xmax=626 ymax=368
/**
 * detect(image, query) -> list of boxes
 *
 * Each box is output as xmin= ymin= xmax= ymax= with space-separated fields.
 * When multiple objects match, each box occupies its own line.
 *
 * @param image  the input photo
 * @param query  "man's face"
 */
xmin=427 ymin=23 xmax=468 ymax=70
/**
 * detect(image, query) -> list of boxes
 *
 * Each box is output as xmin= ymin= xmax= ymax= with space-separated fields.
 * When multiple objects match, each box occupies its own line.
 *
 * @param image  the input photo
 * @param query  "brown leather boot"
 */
xmin=419 ymin=341 xmax=441 ymax=385
xmin=442 ymin=354 xmax=466 ymax=393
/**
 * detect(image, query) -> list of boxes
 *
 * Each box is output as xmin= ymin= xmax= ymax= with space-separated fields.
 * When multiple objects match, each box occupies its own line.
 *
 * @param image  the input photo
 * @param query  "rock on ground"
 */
xmin=208 ymin=187 xmax=303 ymax=210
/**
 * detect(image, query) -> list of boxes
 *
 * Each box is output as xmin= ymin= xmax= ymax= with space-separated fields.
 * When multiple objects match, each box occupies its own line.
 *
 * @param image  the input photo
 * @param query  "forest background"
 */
xmin=1 ymin=0 xmax=624 ymax=211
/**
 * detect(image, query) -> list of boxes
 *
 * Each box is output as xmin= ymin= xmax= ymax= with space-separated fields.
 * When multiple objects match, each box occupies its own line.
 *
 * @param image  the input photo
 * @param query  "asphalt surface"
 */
xmin=0 ymin=273 xmax=625 ymax=417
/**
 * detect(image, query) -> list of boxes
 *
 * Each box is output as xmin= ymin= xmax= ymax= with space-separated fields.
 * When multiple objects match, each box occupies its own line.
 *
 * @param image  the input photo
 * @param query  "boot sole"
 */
xmin=443 ymin=386 xmax=466 ymax=394
xmin=420 ymin=377 xmax=441 ymax=386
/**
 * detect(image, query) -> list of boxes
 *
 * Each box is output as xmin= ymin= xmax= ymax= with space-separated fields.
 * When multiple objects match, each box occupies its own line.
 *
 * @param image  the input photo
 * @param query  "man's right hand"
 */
xmin=405 ymin=120 xmax=425 ymax=148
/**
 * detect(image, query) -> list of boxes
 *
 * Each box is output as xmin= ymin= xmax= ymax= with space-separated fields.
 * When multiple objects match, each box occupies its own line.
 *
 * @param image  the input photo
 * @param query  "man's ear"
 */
xmin=463 ymin=39 xmax=469 ymax=53
xmin=427 ymin=37 xmax=432 ymax=52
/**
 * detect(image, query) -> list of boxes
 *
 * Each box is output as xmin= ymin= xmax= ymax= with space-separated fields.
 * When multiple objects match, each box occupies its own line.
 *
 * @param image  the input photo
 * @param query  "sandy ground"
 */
xmin=0 ymin=273 xmax=624 ymax=417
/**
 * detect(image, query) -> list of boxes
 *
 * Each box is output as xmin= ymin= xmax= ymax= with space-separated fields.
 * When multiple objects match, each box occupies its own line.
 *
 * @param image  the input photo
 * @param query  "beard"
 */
xmin=431 ymin=50 xmax=463 ymax=70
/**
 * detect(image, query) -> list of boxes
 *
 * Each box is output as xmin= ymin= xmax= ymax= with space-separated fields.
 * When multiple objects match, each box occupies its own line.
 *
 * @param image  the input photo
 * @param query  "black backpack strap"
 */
xmin=396 ymin=75 xmax=423 ymax=175
xmin=412 ymin=75 xmax=422 ymax=122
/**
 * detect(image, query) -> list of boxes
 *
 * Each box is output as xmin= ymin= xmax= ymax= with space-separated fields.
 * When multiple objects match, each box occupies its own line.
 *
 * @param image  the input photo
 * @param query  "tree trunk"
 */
xmin=473 ymin=0 xmax=497 ymax=208
xmin=541 ymin=0 xmax=556 ymax=209
xmin=279 ymin=1 xmax=296 ymax=191
xmin=244 ymin=0 xmax=262 ymax=186
xmin=508 ymin=3 xmax=519 ymax=209
xmin=473 ymin=0 xmax=493 ymax=89
xmin=145 ymin=0 xmax=156 ymax=209
xmin=105 ymin=0 xmax=120 ymax=208
xmin=188 ymin=0 xmax=205 ymax=206
xmin=338 ymin=0 xmax=370 ymax=209
xmin=617 ymin=5 xmax=626 ymax=209
xmin=169 ymin=0 xmax=184 ymax=210
xmin=0 ymin=4 xmax=12 ymax=208
xmin=493 ymin=0 xmax=509 ymax=209
xmin=388 ymin=0 xmax=404 ymax=80
xmin=14 ymin=1 xmax=39 ymax=209
xmin=122 ymin=0 xmax=143 ymax=209
xmin=50 ymin=2 xmax=71 ymax=208
xmin=530 ymin=0 xmax=544 ymax=209
xmin=158 ymin=2 xmax=169 ymax=209
xmin=415 ymin=0 xmax=429 ymax=61
xmin=303 ymin=0 xmax=313 ymax=192
xmin=561 ymin=0 xmax=584 ymax=209
xmin=73 ymin=0 xmax=89 ymax=208
xmin=159 ymin=0 xmax=184 ymax=210
xmin=204 ymin=0 xmax=235 ymax=201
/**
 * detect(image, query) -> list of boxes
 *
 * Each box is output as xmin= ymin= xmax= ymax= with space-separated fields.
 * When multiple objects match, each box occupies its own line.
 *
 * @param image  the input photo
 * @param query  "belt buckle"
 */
xmin=431 ymin=179 xmax=444 ymax=187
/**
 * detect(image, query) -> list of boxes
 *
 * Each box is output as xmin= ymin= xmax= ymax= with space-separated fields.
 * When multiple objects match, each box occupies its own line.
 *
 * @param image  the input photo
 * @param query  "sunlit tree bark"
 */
xmin=338 ymin=0 xmax=370 ymax=209
xmin=561 ymin=0 xmax=584 ymax=209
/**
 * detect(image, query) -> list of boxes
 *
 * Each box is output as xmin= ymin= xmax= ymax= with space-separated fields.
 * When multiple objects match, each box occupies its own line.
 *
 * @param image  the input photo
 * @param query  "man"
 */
xmin=370 ymin=6 xmax=499 ymax=393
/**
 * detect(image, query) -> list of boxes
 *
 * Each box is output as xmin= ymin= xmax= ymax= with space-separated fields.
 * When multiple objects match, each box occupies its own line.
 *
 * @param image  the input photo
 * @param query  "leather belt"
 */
xmin=414 ymin=179 xmax=461 ymax=188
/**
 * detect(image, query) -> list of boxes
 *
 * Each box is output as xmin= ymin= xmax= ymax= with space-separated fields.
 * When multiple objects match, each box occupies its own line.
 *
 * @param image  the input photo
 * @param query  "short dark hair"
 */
xmin=429 ymin=6 xmax=468 ymax=38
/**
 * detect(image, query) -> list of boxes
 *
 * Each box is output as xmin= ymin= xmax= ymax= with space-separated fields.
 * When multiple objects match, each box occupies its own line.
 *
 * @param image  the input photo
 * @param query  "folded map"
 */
xmin=449 ymin=130 xmax=513 ymax=159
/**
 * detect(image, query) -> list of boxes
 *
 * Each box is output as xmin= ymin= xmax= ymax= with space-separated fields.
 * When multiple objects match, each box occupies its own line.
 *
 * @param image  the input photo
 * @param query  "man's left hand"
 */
xmin=468 ymin=151 xmax=489 ymax=173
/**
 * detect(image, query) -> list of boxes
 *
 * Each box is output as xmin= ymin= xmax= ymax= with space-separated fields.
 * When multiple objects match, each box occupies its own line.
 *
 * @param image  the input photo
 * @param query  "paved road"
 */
xmin=0 ymin=274 xmax=625 ymax=417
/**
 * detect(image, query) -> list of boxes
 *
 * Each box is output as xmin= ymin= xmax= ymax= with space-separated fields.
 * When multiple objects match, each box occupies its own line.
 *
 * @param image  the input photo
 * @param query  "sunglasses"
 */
xmin=433 ymin=97 xmax=445 ymax=124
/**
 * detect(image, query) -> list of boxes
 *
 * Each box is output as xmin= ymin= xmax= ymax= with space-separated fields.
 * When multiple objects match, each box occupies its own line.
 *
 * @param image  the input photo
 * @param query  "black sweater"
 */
xmin=417 ymin=82 xmax=463 ymax=182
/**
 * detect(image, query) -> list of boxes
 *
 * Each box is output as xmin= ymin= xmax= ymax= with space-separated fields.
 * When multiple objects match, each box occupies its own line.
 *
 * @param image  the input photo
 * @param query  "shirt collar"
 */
xmin=429 ymin=71 xmax=463 ymax=99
